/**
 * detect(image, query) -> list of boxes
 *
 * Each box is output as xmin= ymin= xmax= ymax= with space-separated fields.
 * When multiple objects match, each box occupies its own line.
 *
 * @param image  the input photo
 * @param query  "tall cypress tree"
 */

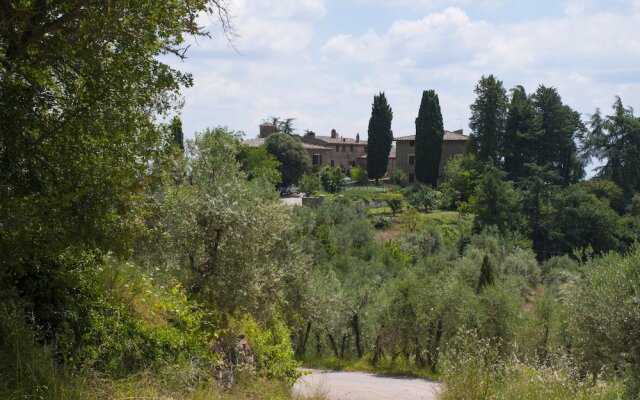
xmin=503 ymin=86 xmax=535 ymax=179
xmin=170 ymin=116 xmax=185 ymax=150
xmin=415 ymin=90 xmax=444 ymax=187
xmin=469 ymin=75 xmax=507 ymax=163
xmin=367 ymin=92 xmax=393 ymax=182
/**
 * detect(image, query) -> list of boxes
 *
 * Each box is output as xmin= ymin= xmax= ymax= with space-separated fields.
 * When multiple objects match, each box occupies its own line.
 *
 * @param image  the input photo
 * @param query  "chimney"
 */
xmin=342 ymin=138 xmax=346 ymax=142
xmin=356 ymin=133 xmax=360 ymax=143
xmin=331 ymin=129 xmax=337 ymax=139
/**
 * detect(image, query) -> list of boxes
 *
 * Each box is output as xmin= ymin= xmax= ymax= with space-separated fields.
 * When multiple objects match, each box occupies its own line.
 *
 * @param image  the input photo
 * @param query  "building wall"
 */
xmin=303 ymin=136 xmax=367 ymax=171
xmin=395 ymin=140 xmax=467 ymax=185
xmin=305 ymin=148 xmax=331 ymax=168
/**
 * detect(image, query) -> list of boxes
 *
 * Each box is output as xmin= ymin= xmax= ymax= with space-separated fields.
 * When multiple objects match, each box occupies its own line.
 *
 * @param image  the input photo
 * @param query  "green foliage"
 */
xmin=228 ymin=316 xmax=300 ymax=383
xmin=415 ymin=90 xmax=444 ymax=186
xmin=407 ymin=185 xmax=440 ymax=212
xmin=440 ymin=331 xmax=625 ymax=400
xmin=477 ymin=255 xmax=494 ymax=292
xmin=565 ymin=245 xmax=640 ymax=396
xmin=469 ymin=74 xmax=508 ymax=163
xmin=580 ymin=179 xmax=625 ymax=212
xmin=473 ymin=166 xmax=523 ymax=233
xmin=388 ymin=167 xmax=407 ymax=186
xmin=503 ymin=85 xmax=536 ymax=179
xmin=384 ymin=192 xmax=404 ymax=216
xmin=584 ymin=97 xmax=640 ymax=201
xmin=367 ymin=92 xmax=394 ymax=181
xmin=350 ymin=166 xmax=369 ymax=184
xmin=372 ymin=217 xmax=391 ymax=230
xmin=444 ymin=154 xmax=485 ymax=203
xmin=343 ymin=186 xmax=388 ymax=202
xmin=400 ymin=227 xmax=443 ymax=262
xmin=238 ymin=145 xmax=283 ymax=186
xmin=265 ymin=132 xmax=311 ymax=185
xmin=320 ymin=167 xmax=345 ymax=193
xmin=170 ymin=117 xmax=185 ymax=150
xmin=299 ymin=172 xmax=321 ymax=196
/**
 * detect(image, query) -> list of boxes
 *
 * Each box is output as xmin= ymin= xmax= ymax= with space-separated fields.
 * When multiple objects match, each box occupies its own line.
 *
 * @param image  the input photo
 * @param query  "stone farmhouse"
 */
xmin=244 ymin=122 xmax=469 ymax=184
xmin=394 ymin=130 xmax=468 ymax=184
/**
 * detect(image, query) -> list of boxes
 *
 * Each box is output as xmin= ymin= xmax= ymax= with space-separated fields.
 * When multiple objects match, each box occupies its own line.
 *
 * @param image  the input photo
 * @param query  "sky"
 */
xmin=166 ymin=0 xmax=640 ymax=144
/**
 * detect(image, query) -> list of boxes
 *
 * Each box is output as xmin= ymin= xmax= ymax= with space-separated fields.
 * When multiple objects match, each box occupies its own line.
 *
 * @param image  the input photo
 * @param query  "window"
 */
xmin=409 ymin=173 xmax=415 ymax=183
xmin=342 ymin=145 xmax=346 ymax=151
xmin=350 ymin=161 xmax=356 ymax=167
xmin=350 ymin=145 xmax=354 ymax=152
xmin=330 ymin=160 xmax=335 ymax=167
xmin=312 ymin=154 xmax=322 ymax=165
xmin=409 ymin=140 xmax=415 ymax=147
xmin=409 ymin=155 xmax=415 ymax=165
xmin=335 ymin=145 xmax=340 ymax=152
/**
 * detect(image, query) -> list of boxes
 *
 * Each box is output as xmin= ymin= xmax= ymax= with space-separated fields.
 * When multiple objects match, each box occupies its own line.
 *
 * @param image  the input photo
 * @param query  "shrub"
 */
xmin=320 ymin=167 xmax=345 ymax=193
xmin=372 ymin=217 xmax=391 ymax=230
xmin=384 ymin=192 xmax=404 ymax=216
xmin=350 ymin=166 xmax=369 ymax=185
xmin=300 ymin=172 xmax=321 ymax=196
xmin=388 ymin=167 xmax=407 ymax=186
xmin=407 ymin=185 xmax=440 ymax=212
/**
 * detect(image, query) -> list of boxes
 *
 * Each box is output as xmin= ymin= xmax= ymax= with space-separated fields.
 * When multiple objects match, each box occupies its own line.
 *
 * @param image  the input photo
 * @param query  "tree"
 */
xmin=503 ymin=86 xmax=535 ymax=179
xmin=265 ymin=132 xmax=311 ymax=185
xmin=269 ymin=117 xmax=296 ymax=134
xmin=385 ymin=193 xmax=404 ymax=216
xmin=583 ymin=97 xmax=640 ymax=203
xmin=0 ymin=0 xmax=234 ymax=272
xmin=415 ymin=90 xmax=444 ymax=187
xmin=350 ymin=166 xmax=369 ymax=185
xmin=300 ymin=172 xmax=321 ymax=196
xmin=469 ymin=75 xmax=508 ymax=164
xmin=477 ymin=255 xmax=495 ymax=293
xmin=531 ymin=86 xmax=585 ymax=184
xmin=170 ymin=117 xmax=185 ymax=150
xmin=473 ymin=166 xmax=522 ymax=233
xmin=237 ymin=145 xmax=282 ymax=186
xmin=320 ymin=167 xmax=344 ymax=193
xmin=408 ymin=186 xmax=440 ymax=212
xmin=367 ymin=92 xmax=394 ymax=182
xmin=388 ymin=167 xmax=407 ymax=186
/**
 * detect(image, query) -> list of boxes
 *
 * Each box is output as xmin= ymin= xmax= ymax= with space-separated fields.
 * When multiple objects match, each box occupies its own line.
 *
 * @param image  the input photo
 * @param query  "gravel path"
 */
xmin=293 ymin=369 xmax=441 ymax=400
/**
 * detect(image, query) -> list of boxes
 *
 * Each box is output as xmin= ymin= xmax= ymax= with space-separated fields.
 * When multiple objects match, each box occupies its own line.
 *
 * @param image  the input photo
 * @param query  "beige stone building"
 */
xmin=302 ymin=129 xmax=368 ymax=171
xmin=395 ymin=130 xmax=468 ymax=185
xmin=244 ymin=123 xmax=333 ymax=168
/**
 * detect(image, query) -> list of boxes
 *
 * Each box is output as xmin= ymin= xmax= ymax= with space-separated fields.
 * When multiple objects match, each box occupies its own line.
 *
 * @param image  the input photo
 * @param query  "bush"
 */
xmin=372 ymin=217 xmax=391 ymax=229
xmin=320 ymin=167 xmax=345 ymax=193
xmin=388 ymin=167 xmax=407 ymax=186
xmin=350 ymin=166 xmax=369 ymax=185
xmin=440 ymin=331 xmax=625 ymax=400
xmin=384 ymin=192 xmax=404 ymax=216
xmin=300 ymin=172 xmax=321 ymax=196
xmin=407 ymin=185 xmax=440 ymax=212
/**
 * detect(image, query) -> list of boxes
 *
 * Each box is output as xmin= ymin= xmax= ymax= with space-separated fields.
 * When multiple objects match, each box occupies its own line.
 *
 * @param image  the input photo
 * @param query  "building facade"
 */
xmin=302 ymin=129 xmax=368 ymax=171
xmin=395 ymin=130 xmax=468 ymax=185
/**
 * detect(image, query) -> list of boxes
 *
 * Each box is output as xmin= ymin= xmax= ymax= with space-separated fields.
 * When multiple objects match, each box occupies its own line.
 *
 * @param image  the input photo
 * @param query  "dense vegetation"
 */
xmin=2 ymin=2 xmax=640 ymax=399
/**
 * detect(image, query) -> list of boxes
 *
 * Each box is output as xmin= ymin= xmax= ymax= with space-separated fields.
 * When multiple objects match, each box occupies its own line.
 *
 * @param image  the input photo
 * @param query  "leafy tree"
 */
xmin=388 ymin=167 xmax=407 ymax=186
xmin=408 ymin=185 xmax=440 ymax=212
xmin=300 ymin=172 xmax=321 ymax=196
xmin=269 ymin=117 xmax=296 ymax=134
xmin=503 ymin=86 xmax=536 ymax=179
xmin=473 ymin=166 xmax=522 ymax=233
xmin=350 ymin=166 xmax=369 ymax=185
xmin=469 ymin=75 xmax=508 ymax=163
xmin=320 ymin=167 xmax=345 ymax=193
xmin=583 ymin=97 xmax=640 ymax=203
xmin=237 ymin=145 xmax=282 ymax=186
xmin=444 ymin=154 xmax=485 ymax=203
xmin=367 ymin=92 xmax=394 ymax=182
xmin=531 ymin=86 xmax=585 ymax=184
xmin=415 ymin=90 xmax=444 ymax=187
xmin=385 ymin=193 xmax=404 ymax=216
xmin=265 ymin=132 xmax=311 ymax=185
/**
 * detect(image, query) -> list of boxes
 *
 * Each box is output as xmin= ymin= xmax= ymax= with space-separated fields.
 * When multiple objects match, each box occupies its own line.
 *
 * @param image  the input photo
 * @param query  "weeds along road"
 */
xmin=293 ymin=369 xmax=441 ymax=400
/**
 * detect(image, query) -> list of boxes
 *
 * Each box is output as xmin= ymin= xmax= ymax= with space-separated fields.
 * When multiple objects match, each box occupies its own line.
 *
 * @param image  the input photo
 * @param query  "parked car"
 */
xmin=279 ymin=184 xmax=300 ymax=196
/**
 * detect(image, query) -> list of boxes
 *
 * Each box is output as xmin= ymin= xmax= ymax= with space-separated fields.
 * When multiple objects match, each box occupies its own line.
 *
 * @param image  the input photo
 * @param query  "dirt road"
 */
xmin=293 ymin=369 xmax=441 ymax=400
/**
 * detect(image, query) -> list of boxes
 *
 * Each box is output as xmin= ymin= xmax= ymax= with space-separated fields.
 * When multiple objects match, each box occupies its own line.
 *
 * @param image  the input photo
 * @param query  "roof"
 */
xmin=243 ymin=137 xmax=332 ymax=151
xmin=395 ymin=131 xmax=469 ymax=142
xmin=312 ymin=135 xmax=368 ymax=145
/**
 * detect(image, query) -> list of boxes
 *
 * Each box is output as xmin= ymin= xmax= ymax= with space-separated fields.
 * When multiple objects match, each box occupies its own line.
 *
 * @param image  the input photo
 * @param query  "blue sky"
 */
xmin=167 ymin=0 xmax=640 ymax=146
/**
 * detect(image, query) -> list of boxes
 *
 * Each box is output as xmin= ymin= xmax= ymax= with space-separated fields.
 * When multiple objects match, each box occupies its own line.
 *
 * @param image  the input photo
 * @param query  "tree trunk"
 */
xmin=430 ymin=319 xmax=443 ymax=373
xmin=315 ymin=331 xmax=322 ymax=356
xmin=372 ymin=335 xmax=383 ymax=365
xmin=327 ymin=333 xmax=340 ymax=357
xmin=340 ymin=333 xmax=350 ymax=358
xmin=352 ymin=314 xmax=363 ymax=359
xmin=296 ymin=321 xmax=312 ymax=357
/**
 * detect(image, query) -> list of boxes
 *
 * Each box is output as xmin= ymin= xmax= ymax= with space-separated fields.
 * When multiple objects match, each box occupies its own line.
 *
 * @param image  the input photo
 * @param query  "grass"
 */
xmin=366 ymin=206 xmax=393 ymax=215
xmin=302 ymin=356 xmax=439 ymax=381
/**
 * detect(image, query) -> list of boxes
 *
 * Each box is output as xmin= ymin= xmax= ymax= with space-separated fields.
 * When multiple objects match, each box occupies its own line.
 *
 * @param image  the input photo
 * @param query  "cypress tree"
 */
xmin=503 ymin=86 xmax=535 ymax=179
xmin=469 ymin=75 xmax=507 ymax=163
xmin=367 ymin=92 xmax=394 ymax=183
xmin=170 ymin=116 xmax=185 ymax=150
xmin=477 ymin=255 xmax=495 ymax=293
xmin=415 ymin=90 xmax=444 ymax=187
